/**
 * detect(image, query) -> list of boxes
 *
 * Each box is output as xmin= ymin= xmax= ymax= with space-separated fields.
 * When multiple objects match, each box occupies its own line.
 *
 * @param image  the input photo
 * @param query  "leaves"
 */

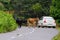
xmin=31 ymin=3 xmax=42 ymax=11
xmin=50 ymin=0 xmax=60 ymax=23
xmin=0 ymin=11 xmax=18 ymax=33
xmin=0 ymin=0 xmax=10 ymax=3
xmin=53 ymin=33 xmax=60 ymax=40
xmin=0 ymin=3 xmax=5 ymax=10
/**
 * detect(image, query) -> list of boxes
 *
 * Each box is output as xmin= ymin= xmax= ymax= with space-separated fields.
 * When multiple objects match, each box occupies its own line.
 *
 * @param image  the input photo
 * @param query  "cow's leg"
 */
xmin=19 ymin=22 xmax=22 ymax=28
xmin=27 ymin=20 xmax=31 ymax=27
xmin=33 ymin=22 xmax=36 ymax=28
xmin=19 ymin=24 xmax=21 ymax=28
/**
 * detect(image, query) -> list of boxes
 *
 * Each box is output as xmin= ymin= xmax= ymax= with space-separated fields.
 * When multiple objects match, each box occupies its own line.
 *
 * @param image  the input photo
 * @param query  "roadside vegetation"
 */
xmin=52 ymin=32 xmax=60 ymax=40
xmin=0 ymin=11 xmax=18 ymax=33
xmin=56 ymin=23 xmax=60 ymax=29
xmin=50 ymin=0 xmax=60 ymax=24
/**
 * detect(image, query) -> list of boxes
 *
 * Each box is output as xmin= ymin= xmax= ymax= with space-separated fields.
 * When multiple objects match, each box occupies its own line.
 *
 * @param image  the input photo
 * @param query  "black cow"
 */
xmin=13 ymin=15 xmax=27 ymax=28
xmin=16 ymin=18 xmax=22 ymax=28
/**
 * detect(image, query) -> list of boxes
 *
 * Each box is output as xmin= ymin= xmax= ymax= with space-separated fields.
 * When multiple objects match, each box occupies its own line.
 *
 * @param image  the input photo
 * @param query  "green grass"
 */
xmin=52 ymin=33 xmax=60 ymax=40
xmin=52 ymin=23 xmax=60 ymax=40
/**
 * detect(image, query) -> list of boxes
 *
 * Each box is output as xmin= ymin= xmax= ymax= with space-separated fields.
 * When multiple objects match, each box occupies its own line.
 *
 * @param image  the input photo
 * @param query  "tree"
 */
xmin=0 ymin=3 xmax=5 ymax=10
xmin=31 ymin=3 xmax=42 ymax=12
xmin=31 ymin=3 xmax=42 ymax=17
xmin=10 ymin=0 xmax=51 ymax=18
xmin=0 ymin=0 xmax=13 ymax=10
xmin=50 ymin=0 xmax=60 ymax=23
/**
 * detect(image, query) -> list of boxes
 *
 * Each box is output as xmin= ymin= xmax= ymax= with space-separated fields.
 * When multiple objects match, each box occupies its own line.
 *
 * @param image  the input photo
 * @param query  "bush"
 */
xmin=0 ymin=11 xmax=18 ymax=33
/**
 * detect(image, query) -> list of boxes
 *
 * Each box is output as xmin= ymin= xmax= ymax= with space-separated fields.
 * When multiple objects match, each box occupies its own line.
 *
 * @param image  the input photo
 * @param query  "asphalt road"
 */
xmin=0 ymin=27 xmax=59 ymax=40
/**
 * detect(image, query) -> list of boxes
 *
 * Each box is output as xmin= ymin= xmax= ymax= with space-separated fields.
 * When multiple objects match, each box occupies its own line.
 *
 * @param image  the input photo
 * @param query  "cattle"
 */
xmin=13 ymin=15 xmax=27 ymax=28
xmin=27 ymin=18 xmax=39 ymax=27
xmin=16 ymin=18 xmax=22 ymax=28
xmin=16 ymin=18 xmax=27 ymax=28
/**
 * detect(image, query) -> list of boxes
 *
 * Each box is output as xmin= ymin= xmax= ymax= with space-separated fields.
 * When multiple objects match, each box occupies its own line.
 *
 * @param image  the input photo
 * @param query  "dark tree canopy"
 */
xmin=0 ymin=0 xmax=51 ymax=18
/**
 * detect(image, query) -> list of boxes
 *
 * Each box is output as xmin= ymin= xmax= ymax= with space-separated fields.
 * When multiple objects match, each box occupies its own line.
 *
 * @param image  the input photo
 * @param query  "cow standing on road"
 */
xmin=27 ymin=18 xmax=39 ymax=27
xmin=16 ymin=18 xmax=22 ymax=28
xmin=13 ymin=15 xmax=27 ymax=28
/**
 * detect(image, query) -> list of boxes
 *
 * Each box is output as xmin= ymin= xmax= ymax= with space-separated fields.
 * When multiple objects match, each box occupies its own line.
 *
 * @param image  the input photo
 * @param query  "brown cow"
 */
xmin=27 ymin=18 xmax=39 ymax=27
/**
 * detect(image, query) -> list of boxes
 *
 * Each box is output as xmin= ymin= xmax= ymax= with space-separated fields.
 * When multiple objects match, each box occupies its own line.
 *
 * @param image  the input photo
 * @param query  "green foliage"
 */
xmin=0 ymin=11 xmax=18 ymax=33
xmin=50 ymin=0 xmax=60 ymax=23
xmin=0 ymin=3 xmax=5 ymax=10
xmin=0 ymin=0 xmax=13 ymax=10
xmin=11 ymin=0 xmax=51 ymax=18
xmin=31 ymin=3 xmax=42 ymax=12
xmin=0 ymin=0 xmax=51 ymax=18
xmin=52 ymin=33 xmax=60 ymax=40
xmin=0 ymin=0 xmax=10 ymax=3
